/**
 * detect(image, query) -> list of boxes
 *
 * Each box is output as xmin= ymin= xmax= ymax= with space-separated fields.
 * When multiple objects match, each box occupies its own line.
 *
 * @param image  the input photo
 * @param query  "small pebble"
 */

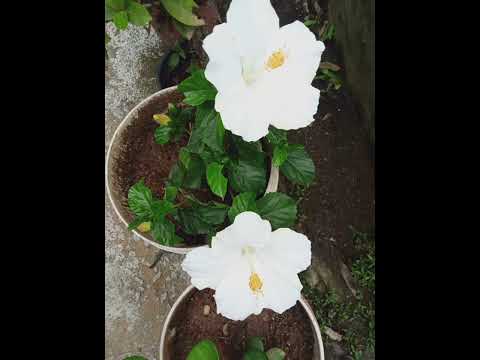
xmin=203 ymin=305 xmax=210 ymax=315
xmin=222 ymin=323 xmax=229 ymax=336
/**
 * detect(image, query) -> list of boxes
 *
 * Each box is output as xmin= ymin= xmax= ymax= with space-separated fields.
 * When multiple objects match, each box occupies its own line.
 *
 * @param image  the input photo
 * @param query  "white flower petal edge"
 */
xmin=181 ymin=211 xmax=311 ymax=321
xmin=215 ymin=85 xmax=272 ymax=142
xmin=269 ymin=84 xmax=320 ymax=130
xmin=226 ymin=0 xmax=279 ymax=57
xmin=181 ymin=247 xmax=225 ymax=290
xmin=266 ymin=228 xmax=312 ymax=273
xmin=203 ymin=24 xmax=243 ymax=94
xmin=203 ymin=0 xmax=325 ymax=142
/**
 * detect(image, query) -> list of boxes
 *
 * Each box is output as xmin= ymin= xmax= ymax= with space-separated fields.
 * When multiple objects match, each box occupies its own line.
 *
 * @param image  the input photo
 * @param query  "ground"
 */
xmin=105 ymin=23 xmax=190 ymax=360
xmin=105 ymin=1 xmax=375 ymax=357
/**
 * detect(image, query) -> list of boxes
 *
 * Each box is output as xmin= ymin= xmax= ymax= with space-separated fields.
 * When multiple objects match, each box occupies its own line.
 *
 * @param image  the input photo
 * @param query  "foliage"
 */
xmin=187 ymin=337 xmax=285 ymax=360
xmin=105 ymin=0 xmax=152 ymax=30
xmin=126 ymin=70 xmax=318 ymax=246
xmin=300 ymin=228 xmax=375 ymax=358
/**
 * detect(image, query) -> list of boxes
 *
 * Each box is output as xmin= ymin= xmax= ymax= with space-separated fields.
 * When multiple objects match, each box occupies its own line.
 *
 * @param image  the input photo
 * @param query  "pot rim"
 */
xmin=159 ymin=285 xmax=325 ymax=360
xmin=106 ymin=86 xmax=280 ymax=254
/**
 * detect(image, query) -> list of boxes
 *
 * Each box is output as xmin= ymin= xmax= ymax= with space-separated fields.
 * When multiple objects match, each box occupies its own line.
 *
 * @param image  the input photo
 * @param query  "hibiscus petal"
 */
xmin=274 ymin=20 xmax=325 ymax=84
xmin=265 ymin=228 xmax=311 ymax=273
xmin=269 ymin=84 xmax=320 ymax=130
xmin=181 ymin=247 xmax=225 ymax=290
xmin=203 ymin=23 xmax=243 ymax=94
xmin=226 ymin=0 xmax=279 ymax=57
xmin=215 ymin=88 xmax=271 ymax=141
xmin=255 ymin=258 xmax=303 ymax=314
xmin=214 ymin=258 xmax=261 ymax=320
xmin=213 ymin=211 xmax=271 ymax=250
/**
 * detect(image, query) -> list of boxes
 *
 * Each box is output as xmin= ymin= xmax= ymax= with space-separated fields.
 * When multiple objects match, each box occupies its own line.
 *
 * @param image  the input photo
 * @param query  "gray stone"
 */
xmin=105 ymin=23 xmax=190 ymax=360
xmin=324 ymin=341 xmax=348 ymax=360
xmin=310 ymin=253 xmax=350 ymax=301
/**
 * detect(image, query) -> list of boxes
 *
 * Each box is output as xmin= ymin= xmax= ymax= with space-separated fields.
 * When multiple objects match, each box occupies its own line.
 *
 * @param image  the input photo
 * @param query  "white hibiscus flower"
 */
xmin=181 ymin=211 xmax=311 ymax=321
xmin=203 ymin=0 xmax=325 ymax=142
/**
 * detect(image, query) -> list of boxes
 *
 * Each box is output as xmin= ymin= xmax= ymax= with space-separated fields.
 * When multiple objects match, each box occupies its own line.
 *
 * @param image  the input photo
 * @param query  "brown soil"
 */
xmin=284 ymin=40 xmax=375 ymax=269
xmin=169 ymin=289 xmax=314 ymax=360
xmin=112 ymin=92 xmax=215 ymax=246
xmin=115 ymin=116 xmax=186 ymax=202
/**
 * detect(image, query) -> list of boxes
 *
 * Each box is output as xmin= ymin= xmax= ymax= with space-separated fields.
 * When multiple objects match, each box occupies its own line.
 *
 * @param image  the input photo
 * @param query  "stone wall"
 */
xmin=329 ymin=0 xmax=375 ymax=144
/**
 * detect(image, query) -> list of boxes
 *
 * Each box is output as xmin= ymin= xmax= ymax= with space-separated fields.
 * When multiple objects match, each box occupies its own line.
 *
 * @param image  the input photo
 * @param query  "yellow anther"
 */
xmin=249 ymin=272 xmax=263 ymax=293
xmin=266 ymin=50 xmax=286 ymax=70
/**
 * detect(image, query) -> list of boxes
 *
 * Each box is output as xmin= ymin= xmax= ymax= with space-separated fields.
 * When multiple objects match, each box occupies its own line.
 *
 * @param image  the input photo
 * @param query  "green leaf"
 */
xmin=113 ymin=10 xmax=129 ymax=30
xmin=175 ymin=208 xmax=212 ymax=235
xmin=256 ymin=193 xmax=297 ymax=229
xmin=107 ymin=0 xmax=126 ymax=11
xmin=265 ymin=348 xmax=286 ymax=360
xmin=187 ymin=340 xmax=219 ymax=360
xmin=160 ymin=0 xmax=205 ymax=27
xmin=126 ymin=0 xmax=152 ymax=27
xmin=128 ymin=216 xmax=150 ymax=230
xmin=228 ymin=192 xmax=258 ymax=223
xmin=206 ymin=163 xmax=228 ymax=199
xmin=195 ymin=204 xmax=228 ymax=225
xmin=229 ymin=135 xmax=265 ymax=170
xmin=183 ymin=154 xmax=205 ymax=189
xmin=151 ymin=217 xmax=179 ymax=246
xmin=179 ymin=147 xmax=192 ymax=168
xmin=175 ymin=201 xmax=227 ymax=235
xmin=266 ymin=126 xmax=287 ymax=145
xmin=246 ymin=337 xmax=264 ymax=352
xmin=128 ymin=180 xmax=153 ymax=218
xmin=186 ymin=127 xmax=205 ymax=154
xmin=178 ymin=70 xmax=217 ymax=106
xmin=272 ymin=144 xmax=288 ymax=167
xmin=280 ymin=145 xmax=315 ymax=186
xmin=304 ymin=19 xmax=317 ymax=27
xmin=168 ymin=52 xmax=180 ymax=71
xmin=243 ymin=350 xmax=268 ymax=360
xmin=168 ymin=163 xmax=186 ymax=187
xmin=173 ymin=19 xmax=196 ymax=40
xmin=154 ymin=125 xmax=172 ymax=144
xmin=194 ymin=103 xmax=224 ymax=152
xmin=123 ymin=356 xmax=148 ymax=360
xmin=164 ymin=186 xmax=178 ymax=202
xmin=203 ymin=112 xmax=225 ymax=154
xmin=170 ymin=107 xmax=193 ymax=141
xmin=187 ymin=103 xmax=224 ymax=157
xmin=105 ymin=5 xmax=115 ymax=21
xmin=228 ymin=158 xmax=267 ymax=195
xmin=199 ymin=146 xmax=228 ymax=166
xmin=187 ymin=63 xmax=201 ymax=74
xmin=151 ymin=199 xmax=175 ymax=218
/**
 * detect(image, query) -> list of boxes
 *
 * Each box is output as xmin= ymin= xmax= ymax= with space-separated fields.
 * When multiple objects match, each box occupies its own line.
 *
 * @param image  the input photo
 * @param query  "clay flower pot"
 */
xmin=106 ymin=86 xmax=279 ymax=254
xmin=159 ymin=285 xmax=324 ymax=360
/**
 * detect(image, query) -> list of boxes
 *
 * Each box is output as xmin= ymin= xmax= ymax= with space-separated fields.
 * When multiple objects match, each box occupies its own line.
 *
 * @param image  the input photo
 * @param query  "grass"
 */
xmin=301 ymin=227 xmax=375 ymax=359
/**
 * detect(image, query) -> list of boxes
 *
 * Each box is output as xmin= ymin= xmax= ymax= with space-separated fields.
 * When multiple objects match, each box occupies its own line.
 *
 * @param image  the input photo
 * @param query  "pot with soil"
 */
xmin=106 ymin=85 xmax=282 ymax=254
xmin=159 ymin=285 xmax=324 ymax=360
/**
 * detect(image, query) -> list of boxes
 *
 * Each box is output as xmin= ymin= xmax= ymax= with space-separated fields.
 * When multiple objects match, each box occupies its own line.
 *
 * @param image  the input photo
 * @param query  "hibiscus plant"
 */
xmin=127 ymin=67 xmax=317 ymax=246
xmin=188 ymin=337 xmax=285 ymax=360
xmin=127 ymin=0 xmax=322 ymax=248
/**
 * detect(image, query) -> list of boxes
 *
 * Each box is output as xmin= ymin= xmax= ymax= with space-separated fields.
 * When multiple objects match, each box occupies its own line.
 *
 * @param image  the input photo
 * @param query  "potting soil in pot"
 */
xmin=113 ymin=98 xmax=216 ymax=246
xmin=169 ymin=289 xmax=314 ymax=359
